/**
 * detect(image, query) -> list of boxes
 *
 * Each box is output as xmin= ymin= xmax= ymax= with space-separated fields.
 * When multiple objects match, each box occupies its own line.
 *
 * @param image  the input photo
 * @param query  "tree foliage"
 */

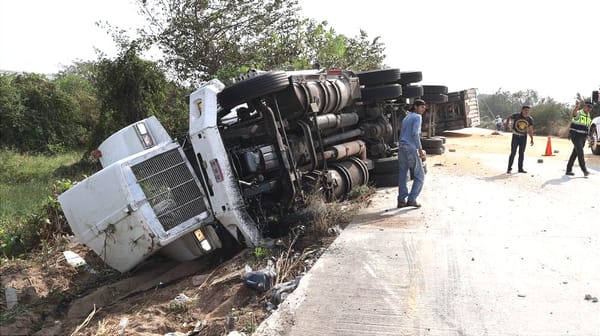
xmin=295 ymin=22 xmax=385 ymax=71
xmin=3 ymin=0 xmax=387 ymax=154
xmin=479 ymin=89 xmax=540 ymax=121
xmin=478 ymin=89 xmax=571 ymax=136
xmin=0 ymin=74 xmax=86 ymax=153
xmin=53 ymin=70 xmax=101 ymax=145
xmin=88 ymin=42 xmax=190 ymax=150
xmin=132 ymin=0 xmax=385 ymax=83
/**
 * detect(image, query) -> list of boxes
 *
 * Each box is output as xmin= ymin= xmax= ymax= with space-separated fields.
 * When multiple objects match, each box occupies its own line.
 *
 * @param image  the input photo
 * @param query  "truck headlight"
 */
xmin=194 ymin=229 xmax=212 ymax=251
xmin=135 ymin=122 xmax=154 ymax=148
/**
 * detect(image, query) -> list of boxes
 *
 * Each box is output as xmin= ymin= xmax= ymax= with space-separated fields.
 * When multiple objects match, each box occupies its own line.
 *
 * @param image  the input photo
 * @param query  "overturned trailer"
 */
xmin=59 ymin=68 xmax=479 ymax=272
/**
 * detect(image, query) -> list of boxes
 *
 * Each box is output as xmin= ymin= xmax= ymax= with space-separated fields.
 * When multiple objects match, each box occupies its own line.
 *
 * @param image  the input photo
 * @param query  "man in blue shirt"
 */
xmin=397 ymin=99 xmax=426 ymax=208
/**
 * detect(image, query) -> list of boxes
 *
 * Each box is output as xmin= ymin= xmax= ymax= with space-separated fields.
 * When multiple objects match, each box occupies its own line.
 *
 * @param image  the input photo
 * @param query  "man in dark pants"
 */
xmin=505 ymin=105 xmax=534 ymax=174
xmin=566 ymin=101 xmax=593 ymax=177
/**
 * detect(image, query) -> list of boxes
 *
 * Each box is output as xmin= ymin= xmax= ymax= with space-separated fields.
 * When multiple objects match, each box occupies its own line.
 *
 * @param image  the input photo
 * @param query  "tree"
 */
xmin=0 ymin=73 xmax=82 ymax=153
xmin=292 ymin=21 xmax=385 ymax=71
xmin=89 ymin=42 xmax=190 ymax=150
xmin=0 ymin=74 xmax=26 ymax=149
xmin=131 ymin=0 xmax=303 ymax=83
xmin=527 ymin=97 xmax=570 ymax=136
xmin=478 ymin=89 xmax=571 ymax=136
xmin=53 ymin=70 xmax=101 ymax=146
xmin=129 ymin=0 xmax=385 ymax=83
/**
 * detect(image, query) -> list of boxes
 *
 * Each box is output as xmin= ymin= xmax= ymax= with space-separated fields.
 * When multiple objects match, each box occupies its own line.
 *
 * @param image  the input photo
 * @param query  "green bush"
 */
xmin=253 ymin=246 xmax=270 ymax=260
xmin=0 ymin=73 xmax=89 ymax=154
xmin=479 ymin=90 xmax=571 ymax=136
xmin=89 ymin=45 xmax=191 ymax=150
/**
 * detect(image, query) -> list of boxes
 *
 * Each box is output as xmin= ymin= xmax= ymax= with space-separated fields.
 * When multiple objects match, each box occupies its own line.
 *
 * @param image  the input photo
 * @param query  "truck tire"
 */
xmin=425 ymin=146 xmax=445 ymax=155
xmin=371 ymin=156 xmax=399 ymax=175
xmin=371 ymin=163 xmax=425 ymax=187
xmin=217 ymin=71 xmax=290 ymax=110
xmin=423 ymin=85 xmax=449 ymax=94
xmin=360 ymin=84 xmax=402 ymax=102
xmin=422 ymin=93 xmax=448 ymax=103
xmin=590 ymin=127 xmax=600 ymax=155
xmin=398 ymin=71 xmax=422 ymax=85
xmin=370 ymin=172 xmax=399 ymax=187
xmin=357 ymin=68 xmax=401 ymax=87
xmin=421 ymin=137 xmax=444 ymax=148
xmin=447 ymin=93 xmax=462 ymax=102
xmin=401 ymin=85 xmax=424 ymax=98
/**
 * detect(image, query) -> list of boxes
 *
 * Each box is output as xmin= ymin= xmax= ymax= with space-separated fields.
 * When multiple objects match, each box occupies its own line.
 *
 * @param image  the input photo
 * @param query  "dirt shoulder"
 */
xmin=0 ymin=213 xmax=343 ymax=335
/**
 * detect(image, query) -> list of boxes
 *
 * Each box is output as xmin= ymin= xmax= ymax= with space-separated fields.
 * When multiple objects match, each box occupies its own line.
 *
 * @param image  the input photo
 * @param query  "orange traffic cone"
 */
xmin=543 ymin=136 xmax=553 ymax=156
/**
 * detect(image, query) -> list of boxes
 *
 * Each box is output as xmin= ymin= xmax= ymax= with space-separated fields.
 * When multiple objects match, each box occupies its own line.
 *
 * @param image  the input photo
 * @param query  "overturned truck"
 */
xmin=59 ymin=68 xmax=479 ymax=272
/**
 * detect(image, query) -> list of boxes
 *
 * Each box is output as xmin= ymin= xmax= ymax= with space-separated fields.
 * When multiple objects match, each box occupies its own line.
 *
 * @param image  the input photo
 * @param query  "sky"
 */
xmin=1 ymin=0 xmax=598 ymax=104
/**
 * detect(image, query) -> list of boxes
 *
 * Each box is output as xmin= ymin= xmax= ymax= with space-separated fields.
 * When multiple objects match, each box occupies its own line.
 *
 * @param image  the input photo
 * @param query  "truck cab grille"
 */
xmin=131 ymin=149 xmax=207 ymax=231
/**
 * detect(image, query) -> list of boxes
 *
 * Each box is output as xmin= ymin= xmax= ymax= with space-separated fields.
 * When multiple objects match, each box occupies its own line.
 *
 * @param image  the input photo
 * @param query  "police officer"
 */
xmin=565 ymin=101 xmax=593 ymax=177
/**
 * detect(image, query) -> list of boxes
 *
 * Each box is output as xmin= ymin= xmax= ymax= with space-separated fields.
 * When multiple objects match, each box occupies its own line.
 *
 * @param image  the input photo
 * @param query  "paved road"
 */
xmin=255 ymin=147 xmax=600 ymax=335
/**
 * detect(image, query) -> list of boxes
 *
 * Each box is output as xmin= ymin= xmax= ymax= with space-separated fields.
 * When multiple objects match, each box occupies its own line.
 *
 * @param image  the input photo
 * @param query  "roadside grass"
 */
xmin=0 ymin=181 xmax=48 ymax=222
xmin=0 ymin=149 xmax=79 ymax=219
xmin=0 ymin=149 xmax=98 ymax=257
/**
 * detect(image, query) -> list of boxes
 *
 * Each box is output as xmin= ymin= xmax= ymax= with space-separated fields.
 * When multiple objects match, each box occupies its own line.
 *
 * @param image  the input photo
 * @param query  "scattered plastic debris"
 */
xmin=227 ymin=331 xmax=247 ymax=336
xmin=4 ymin=287 xmax=18 ymax=308
xmin=63 ymin=250 xmax=87 ymax=268
xmin=169 ymin=293 xmax=192 ymax=310
xmin=117 ymin=317 xmax=129 ymax=335
xmin=269 ymin=276 xmax=302 ymax=306
xmin=243 ymin=262 xmax=276 ymax=292
xmin=63 ymin=250 xmax=97 ymax=274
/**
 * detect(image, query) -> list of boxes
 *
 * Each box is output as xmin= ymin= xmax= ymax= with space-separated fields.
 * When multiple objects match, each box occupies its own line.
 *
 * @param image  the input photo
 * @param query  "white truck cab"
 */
xmin=59 ymin=116 xmax=220 ymax=272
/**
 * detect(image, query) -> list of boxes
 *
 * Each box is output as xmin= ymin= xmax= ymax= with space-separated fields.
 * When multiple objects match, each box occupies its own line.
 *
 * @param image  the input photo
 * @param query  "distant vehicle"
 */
xmin=58 ymin=68 xmax=480 ymax=272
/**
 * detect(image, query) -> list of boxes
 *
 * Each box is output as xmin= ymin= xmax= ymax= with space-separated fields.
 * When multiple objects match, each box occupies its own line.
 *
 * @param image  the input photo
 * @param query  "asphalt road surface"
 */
xmin=255 ymin=131 xmax=600 ymax=336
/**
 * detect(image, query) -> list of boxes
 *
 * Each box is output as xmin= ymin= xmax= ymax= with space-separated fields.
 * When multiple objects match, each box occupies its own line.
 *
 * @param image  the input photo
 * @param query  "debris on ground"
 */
xmin=268 ymin=276 xmax=302 ymax=307
xmin=3 ymin=287 xmax=17 ymax=309
xmin=0 ymin=228 xmax=339 ymax=335
xmin=242 ymin=262 xmax=276 ymax=292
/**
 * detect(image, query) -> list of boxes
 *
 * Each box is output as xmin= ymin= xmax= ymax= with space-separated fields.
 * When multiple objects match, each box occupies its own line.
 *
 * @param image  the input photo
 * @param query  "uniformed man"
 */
xmin=565 ymin=101 xmax=593 ymax=177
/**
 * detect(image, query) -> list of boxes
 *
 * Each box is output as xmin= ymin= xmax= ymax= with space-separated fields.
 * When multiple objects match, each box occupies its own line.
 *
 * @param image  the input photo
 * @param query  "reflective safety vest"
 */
xmin=570 ymin=109 xmax=591 ymax=134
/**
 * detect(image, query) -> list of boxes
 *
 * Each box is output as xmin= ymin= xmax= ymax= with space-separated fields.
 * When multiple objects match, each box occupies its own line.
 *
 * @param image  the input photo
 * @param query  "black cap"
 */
xmin=522 ymin=105 xmax=531 ymax=110
xmin=584 ymin=101 xmax=594 ymax=107
xmin=414 ymin=99 xmax=426 ymax=106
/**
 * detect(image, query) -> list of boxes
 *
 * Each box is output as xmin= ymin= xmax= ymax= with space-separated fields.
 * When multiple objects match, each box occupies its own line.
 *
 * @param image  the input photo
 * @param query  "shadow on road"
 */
xmin=541 ymin=175 xmax=575 ymax=188
xmin=478 ymin=173 xmax=512 ymax=182
xmin=349 ymin=206 xmax=420 ymax=228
